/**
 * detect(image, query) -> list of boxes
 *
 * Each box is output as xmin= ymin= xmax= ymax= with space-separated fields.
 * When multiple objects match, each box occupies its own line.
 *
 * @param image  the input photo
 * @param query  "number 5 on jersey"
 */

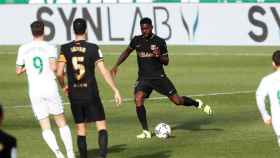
xmin=72 ymin=56 xmax=85 ymax=80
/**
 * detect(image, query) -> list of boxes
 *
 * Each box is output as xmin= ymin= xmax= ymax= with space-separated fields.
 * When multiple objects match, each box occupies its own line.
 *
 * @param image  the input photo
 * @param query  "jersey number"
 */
xmin=277 ymin=90 xmax=280 ymax=105
xmin=33 ymin=56 xmax=43 ymax=74
xmin=72 ymin=57 xmax=85 ymax=80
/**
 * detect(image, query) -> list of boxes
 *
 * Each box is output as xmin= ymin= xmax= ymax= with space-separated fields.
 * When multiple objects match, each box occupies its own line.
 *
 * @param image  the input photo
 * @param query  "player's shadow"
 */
xmin=81 ymin=144 xmax=127 ymax=158
xmin=130 ymin=150 xmax=172 ymax=158
xmin=172 ymin=118 xmax=223 ymax=132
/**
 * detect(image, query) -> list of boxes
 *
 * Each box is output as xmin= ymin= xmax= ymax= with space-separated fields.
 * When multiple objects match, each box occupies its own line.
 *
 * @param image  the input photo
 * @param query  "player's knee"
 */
xmin=76 ymin=124 xmax=86 ymax=136
xmin=135 ymin=96 xmax=144 ymax=106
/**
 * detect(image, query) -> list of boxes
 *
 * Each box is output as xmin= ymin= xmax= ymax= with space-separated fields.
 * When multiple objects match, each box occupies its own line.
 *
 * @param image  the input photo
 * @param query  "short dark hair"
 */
xmin=73 ymin=18 xmax=87 ymax=35
xmin=30 ymin=21 xmax=44 ymax=37
xmin=273 ymin=50 xmax=280 ymax=66
xmin=140 ymin=17 xmax=152 ymax=25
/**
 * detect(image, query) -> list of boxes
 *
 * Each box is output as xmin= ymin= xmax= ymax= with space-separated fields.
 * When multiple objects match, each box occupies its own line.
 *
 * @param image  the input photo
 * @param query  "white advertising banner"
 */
xmin=0 ymin=4 xmax=279 ymax=45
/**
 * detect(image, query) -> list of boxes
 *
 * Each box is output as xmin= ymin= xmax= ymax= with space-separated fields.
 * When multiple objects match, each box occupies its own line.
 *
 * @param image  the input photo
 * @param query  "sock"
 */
xmin=42 ymin=129 xmax=60 ymax=154
xmin=59 ymin=125 xmax=74 ymax=153
xmin=98 ymin=130 xmax=108 ymax=158
xmin=182 ymin=96 xmax=199 ymax=107
xmin=77 ymin=136 xmax=87 ymax=158
xmin=136 ymin=105 xmax=148 ymax=130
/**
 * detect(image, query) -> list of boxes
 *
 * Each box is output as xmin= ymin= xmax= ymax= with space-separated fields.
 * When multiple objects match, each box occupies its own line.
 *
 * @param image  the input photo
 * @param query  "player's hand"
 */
xmin=152 ymin=47 xmax=161 ymax=58
xmin=264 ymin=116 xmax=272 ymax=125
xmin=114 ymin=90 xmax=122 ymax=107
xmin=63 ymin=86 xmax=69 ymax=96
xmin=110 ymin=66 xmax=118 ymax=77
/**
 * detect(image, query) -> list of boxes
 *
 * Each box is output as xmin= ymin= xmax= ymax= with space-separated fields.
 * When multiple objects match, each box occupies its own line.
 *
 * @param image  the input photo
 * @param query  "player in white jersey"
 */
xmin=256 ymin=50 xmax=280 ymax=147
xmin=15 ymin=21 xmax=75 ymax=158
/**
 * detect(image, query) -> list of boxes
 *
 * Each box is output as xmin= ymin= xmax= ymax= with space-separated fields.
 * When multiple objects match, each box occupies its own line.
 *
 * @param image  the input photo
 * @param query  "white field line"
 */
xmin=0 ymin=51 xmax=272 ymax=56
xmin=7 ymin=90 xmax=255 ymax=109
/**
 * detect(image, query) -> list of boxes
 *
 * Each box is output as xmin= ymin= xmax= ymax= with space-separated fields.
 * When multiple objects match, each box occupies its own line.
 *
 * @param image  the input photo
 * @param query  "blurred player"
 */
xmin=111 ymin=17 xmax=213 ymax=139
xmin=57 ymin=18 xmax=122 ymax=158
xmin=16 ymin=21 xmax=74 ymax=158
xmin=256 ymin=50 xmax=280 ymax=147
xmin=0 ymin=104 xmax=17 ymax=158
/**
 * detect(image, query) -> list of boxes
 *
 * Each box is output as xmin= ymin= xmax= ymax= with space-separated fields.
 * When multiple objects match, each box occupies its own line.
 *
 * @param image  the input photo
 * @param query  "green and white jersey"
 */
xmin=256 ymin=71 xmax=280 ymax=131
xmin=16 ymin=41 xmax=58 ymax=93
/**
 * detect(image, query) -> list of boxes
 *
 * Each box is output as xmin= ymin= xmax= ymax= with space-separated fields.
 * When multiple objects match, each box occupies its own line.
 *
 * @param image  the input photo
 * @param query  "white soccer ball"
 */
xmin=154 ymin=123 xmax=171 ymax=139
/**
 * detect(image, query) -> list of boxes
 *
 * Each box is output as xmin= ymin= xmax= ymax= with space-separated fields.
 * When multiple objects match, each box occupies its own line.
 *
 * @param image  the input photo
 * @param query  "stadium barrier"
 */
xmin=0 ymin=4 xmax=279 ymax=45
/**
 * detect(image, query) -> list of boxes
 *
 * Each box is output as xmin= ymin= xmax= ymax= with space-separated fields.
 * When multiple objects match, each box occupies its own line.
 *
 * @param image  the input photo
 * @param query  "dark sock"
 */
xmin=182 ymin=96 xmax=199 ymax=107
xmin=77 ymin=136 xmax=87 ymax=158
xmin=136 ymin=105 xmax=148 ymax=130
xmin=98 ymin=130 xmax=108 ymax=158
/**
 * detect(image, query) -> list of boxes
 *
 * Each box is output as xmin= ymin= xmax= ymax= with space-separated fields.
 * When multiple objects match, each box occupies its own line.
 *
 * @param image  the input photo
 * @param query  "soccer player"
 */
xmin=56 ymin=18 xmax=122 ymax=158
xmin=111 ymin=17 xmax=213 ymax=139
xmin=0 ymin=104 xmax=17 ymax=158
xmin=256 ymin=50 xmax=280 ymax=147
xmin=16 ymin=21 xmax=74 ymax=158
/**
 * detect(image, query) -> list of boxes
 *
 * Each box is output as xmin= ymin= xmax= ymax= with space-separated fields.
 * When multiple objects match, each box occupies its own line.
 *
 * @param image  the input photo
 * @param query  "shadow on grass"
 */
xmin=130 ymin=150 xmax=172 ymax=158
xmin=77 ymin=144 xmax=127 ymax=158
xmin=172 ymin=118 xmax=223 ymax=132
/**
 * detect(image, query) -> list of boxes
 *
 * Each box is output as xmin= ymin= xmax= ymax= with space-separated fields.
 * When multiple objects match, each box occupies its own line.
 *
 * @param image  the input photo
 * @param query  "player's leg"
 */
xmin=48 ymin=94 xmax=75 ymax=158
xmin=134 ymin=80 xmax=153 ymax=139
xmin=135 ymin=91 xmax=148 ymax=130
xmin=87 ymin=97 xmax=108 ymax=158
xmin=96 ymin=120 xmax=108 ymax=158
xmin=69 ymin=101 xmax=87 ymax=158
xmin=39 ymin=117 xmax=64 ymax=158
xmin=76 ymin=123 xmax=87 ymax=158
xmin=152 ymin=77 xmax=213 ymax=115
xmin=53 ymin=114 xmax=75 ymax=158
xmin=30 ymin=96 xmax=64 ymax=158
xmin=271 ymin=108 xmax=280 ymax=147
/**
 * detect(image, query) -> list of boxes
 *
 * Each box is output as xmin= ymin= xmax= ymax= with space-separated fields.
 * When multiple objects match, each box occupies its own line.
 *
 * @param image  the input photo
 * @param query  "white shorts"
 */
xmin=29 ymin=92 xmax=64 ymax=120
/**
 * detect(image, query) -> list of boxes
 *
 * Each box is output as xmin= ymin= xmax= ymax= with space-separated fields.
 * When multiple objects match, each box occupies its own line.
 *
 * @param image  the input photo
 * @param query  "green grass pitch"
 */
xmin=1 ymin=45 xmax=280 ymax=158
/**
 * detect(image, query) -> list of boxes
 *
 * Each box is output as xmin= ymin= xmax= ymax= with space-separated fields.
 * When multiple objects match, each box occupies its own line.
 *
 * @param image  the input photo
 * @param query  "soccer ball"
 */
xmin=154 ymin=123 xmax=171 ymax=139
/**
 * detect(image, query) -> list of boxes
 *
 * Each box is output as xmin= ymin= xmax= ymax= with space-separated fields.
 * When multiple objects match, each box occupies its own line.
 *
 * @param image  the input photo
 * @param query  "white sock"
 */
xmin=59 ymin=125 xmax=74 ymax=152
xmin=42 ymin=129 xmax=60 ymax=154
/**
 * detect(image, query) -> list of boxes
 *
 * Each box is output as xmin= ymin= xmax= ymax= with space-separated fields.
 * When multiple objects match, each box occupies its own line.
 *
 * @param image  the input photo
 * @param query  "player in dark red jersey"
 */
xmin=111 ymin=17 xmax=212 ymax=139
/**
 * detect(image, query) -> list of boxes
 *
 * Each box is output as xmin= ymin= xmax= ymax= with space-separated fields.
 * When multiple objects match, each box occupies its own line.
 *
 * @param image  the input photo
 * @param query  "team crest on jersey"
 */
xmin=150 ymin=45 xmax=156 ymax=51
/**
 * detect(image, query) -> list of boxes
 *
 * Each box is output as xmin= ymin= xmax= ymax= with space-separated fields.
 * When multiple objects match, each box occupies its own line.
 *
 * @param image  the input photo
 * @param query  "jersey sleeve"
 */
xmin=159 ymin=39 xmax=168 ymax=56
xmin=128 ymin=36 xmax=136 ymax=50
xmin=57 ymin=46 xmax=67 ymax=63
xmin=16 ymin=46 xmax=25 ymax=67
xmin=94 ymin=46 xmax=104 ymax=64
xmin=256 ymin=77 xmax=270 ymax=121
xmin=48 ymin=45 xmax=58 ymax=60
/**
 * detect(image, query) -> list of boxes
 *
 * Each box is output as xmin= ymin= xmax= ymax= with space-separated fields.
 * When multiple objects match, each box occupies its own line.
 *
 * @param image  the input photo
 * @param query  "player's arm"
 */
xmin=15 ymin=47 xmax=26 ymax=75
xmin=152 ymin=40 xmax=169 ymax=65
xmin=49 ymin=46 xmax=58 ymax=72
xmin=156 ymin=50 xmax=169 ymax=66
xmin=56 ymin=54 xmax=68 ymax=95
xmin=49 ymin=58 xmax=57 ymax=72
xmin=111 ymin=47 xmax=134 ymax=77
xmin=256 ymin=78 xmax=271 ymax=125
xmin=96 ymin=60 xmax=122 ymax=106
xmin=15 ymin=66 xmax=26 ymax=75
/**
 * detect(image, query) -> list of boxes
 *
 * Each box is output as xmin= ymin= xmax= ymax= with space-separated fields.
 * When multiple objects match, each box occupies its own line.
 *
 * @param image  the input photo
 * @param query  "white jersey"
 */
xmin=256 ymin=71 xmax=280 ymax=135
xmin=16 ymin=41 xmax=58 ymax=94
xmin=16 ymin=41 xmax=64 ymax=120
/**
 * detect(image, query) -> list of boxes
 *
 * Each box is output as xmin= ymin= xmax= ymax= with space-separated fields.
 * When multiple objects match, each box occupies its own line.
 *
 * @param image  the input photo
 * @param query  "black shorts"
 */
xmin=134 ymin=77 xmax=177 ymax=98
xmin=69 ymin=97 xmax=105 ymax=124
